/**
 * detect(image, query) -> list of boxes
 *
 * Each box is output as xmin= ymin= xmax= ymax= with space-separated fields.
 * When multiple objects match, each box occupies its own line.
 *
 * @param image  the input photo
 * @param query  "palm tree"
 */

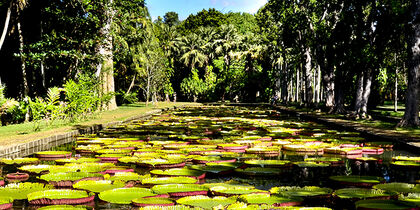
xmin=179 ymin=33 xmax=207 ymax=72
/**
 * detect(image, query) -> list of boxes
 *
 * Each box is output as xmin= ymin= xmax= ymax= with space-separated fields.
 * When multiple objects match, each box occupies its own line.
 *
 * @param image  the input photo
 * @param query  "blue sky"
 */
xmin=146 ymin=0 xmax=268 ymax=21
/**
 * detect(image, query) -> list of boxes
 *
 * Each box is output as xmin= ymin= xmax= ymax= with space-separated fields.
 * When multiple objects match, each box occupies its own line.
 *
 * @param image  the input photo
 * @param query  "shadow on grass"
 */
xmin=122 ymin=103 xmax=146 ymax=108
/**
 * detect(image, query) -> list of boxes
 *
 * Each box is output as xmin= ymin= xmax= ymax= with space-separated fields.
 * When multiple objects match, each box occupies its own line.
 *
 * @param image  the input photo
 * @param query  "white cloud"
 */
xmin=208 ymin=0 xmax=267 ymax=14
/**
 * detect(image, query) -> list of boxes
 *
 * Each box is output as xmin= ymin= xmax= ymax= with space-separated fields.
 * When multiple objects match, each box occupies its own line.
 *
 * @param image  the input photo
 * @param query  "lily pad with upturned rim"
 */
xmin=176 ymin=195 xmax=236 ymax=209
xmin=27 ymin=189 xmax=95 ymax=205
xmin=72 ymin=180 xmax=125 ymax=193
xmin=245 ymin=160 xmax=291 ymax=168
xmin=373 ymin=183 xmax=420 ymax=194
xmin=37 ymin=205 xmax=87 ymax=210
xmin=333 ymin=188 xmax=394 ymax=199
xmin=0 ymin=158 xmax=39 ymax=165
xmin=355 ymin=199 xmax=417 ymax=210
xmin=270 ymin=186 xmax=333 ymax=198
xmin=99 ymin=187 xmax=157 ymax=204
xmin=151 ymin=184 xmax=208 ymax=197
xmin=142 ymin=177 xmax=198 ymax=185
xmin=235 ymin=167 xmax=284 ymax=176
xmin=238 ymin=193 xmax=303 ymax=206
xmin=0 ymin=182 xmax=54 ymax=200
xmin=132 ymin=197 xmax=175 ymax=207
xmin=329 ymin=175 xmax=385 ymax=187
xmin=150 ymin=168 xmax=206 ymax=179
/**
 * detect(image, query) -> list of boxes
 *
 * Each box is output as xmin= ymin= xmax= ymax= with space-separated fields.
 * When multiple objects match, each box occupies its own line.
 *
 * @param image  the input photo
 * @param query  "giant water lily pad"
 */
xmin=27 ymin=189 xmax=95 ymax=205
xmin=0 ymin=158 xmax=39 ymax=165
xmin=244 ymin=160 xmax=291 ymax=168
xmin=238 ymin=193 xmax=303 ymax=206
xmin=132 ymin=197 xmax=175 ymax=207
xmin=177 ymin=195 xmax=236 ymax=209
xmin=355 ymin=199 xmax=417 ymax=210
xmin=329 ymin=175 xmax=385 ymax=187
xmin=151 ymin=184 xmax=208 ymax=197
xmin=55 ymin=158 xmax=100 ymax=164
xmin=0 ymin=182 xmax=54 ymax=200
xmin=142 ymin=177 xmax=197 ymax=185
xmin=270 ymin=186 xmax=332 ymax=198
xmin=72 ymin=180 xmax=125 ymax=193
xmin=99 ymin=187 xmax=156 ymax=204
xmin=210 ymin=185 xmax=267 ymax=196
xmin=107 ymin=172 xmax=149 ymax=182
xmin=399 ymin=193 xmax=420 ymax=206
xmin=333 ymin=188 xmax=393 ymax=199
xmin=39 ymin=172 xmax=103 ymax=182
xmin=373 ymin=183 xmax=420 ymax=194
xmin=37 ymin=205 xmax=87 ymax=210
xmin=150 ymin=168 xmax=206 ymax=179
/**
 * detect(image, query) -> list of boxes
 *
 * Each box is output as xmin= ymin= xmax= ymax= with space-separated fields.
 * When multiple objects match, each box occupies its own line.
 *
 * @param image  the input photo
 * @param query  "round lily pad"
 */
xmin=333 ymin=188 xmax=393 ymax=199
xmin=142 ymin=177 xmax=198 ymax=185
xmin=150 ymin=168 xmax=206 ymax=179
xmin=329 ymin=175 xmax=385 ymax=187
xmin=238 ymin=193 xmax=303 ymax=206
xmin=72 ymin=180 xmax=125 ymax=193
xmin=177 ymin=195 xmax=236 ymax=209
xmin=270 ymin=186 xmax=333 ymax=198
xmin=99 ymin=187 xmax=157 ymax=204
xmin=373 ymin=183 xmax=420 ymax=194
xmin=151 ymin=184 xmax=208 ymax=197
xmin=355 ymin=199 xmax=417 ymax=210
xmin=27 ymin=189 xmax=95 ymax=205
xmin=132 ymin=197 xmax=175 ymax=207
xmin=245 ymin=160 xmax=291 ymax=168
xmin=210 ymin=185 xmax=267 ymax=196
xmin=235 ymin=167 xmax=284 ymax=176
xmin=0 ymin=182 xmax=54 ymax=200
xmin=0 ymin=158 xmax=39 ymax=165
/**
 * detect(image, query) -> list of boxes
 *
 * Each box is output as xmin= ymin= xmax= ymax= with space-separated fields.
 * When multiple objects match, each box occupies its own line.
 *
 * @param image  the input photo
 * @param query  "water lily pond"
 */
xmin=0 ymin=106 xmax=419 ymax=209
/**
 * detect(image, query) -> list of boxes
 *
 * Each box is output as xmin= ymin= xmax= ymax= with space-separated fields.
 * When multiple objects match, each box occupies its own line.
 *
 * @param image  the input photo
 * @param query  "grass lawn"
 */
xmin=0 ymin=102 xmax=199 ymax=147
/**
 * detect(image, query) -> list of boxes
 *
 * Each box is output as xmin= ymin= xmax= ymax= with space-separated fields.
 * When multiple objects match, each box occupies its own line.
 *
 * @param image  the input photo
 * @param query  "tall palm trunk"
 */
xmin=97 ymin=0 xmax=117 ymax=110
xmin=0 ymin=1 xmax=12 ymax=52
xmin=17 ymin=8 xmax=28 ymax=97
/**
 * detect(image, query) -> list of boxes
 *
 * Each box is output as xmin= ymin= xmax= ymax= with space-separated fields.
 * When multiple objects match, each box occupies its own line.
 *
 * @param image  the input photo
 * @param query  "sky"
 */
xmin=146 ymin=0 xmax=268 ymax=21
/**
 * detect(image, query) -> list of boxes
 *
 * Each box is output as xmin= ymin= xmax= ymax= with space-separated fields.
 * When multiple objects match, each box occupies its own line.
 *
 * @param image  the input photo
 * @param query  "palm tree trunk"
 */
xmin=0 ymin=1 xmax=12 ymax=52
xmin=17 ymin=10 xmax=28 ymax=97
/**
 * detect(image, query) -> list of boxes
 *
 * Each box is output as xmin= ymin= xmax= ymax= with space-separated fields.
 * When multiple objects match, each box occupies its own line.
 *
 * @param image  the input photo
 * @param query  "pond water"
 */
xmin=1 ymin=106 xmax=420 ymax=209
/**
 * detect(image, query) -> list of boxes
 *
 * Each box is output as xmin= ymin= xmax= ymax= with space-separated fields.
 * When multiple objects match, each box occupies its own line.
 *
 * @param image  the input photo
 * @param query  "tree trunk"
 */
xmin=334 ymin=69 xmax=346 ymax=113
xmin=316 ymin=64 xmax=321 ymax=103
xmin=97 ymin=0 xmax=117 ymax=110
xmin=354 ymin=71 xmax=364 ymax=114
xmin=395 ymin=67 xmax=398 ymax=112
xmin=360 ymin=69 xmax=373 ymax=116
xmin=399 ymin=0 xmax=420 ymax=127
xmin=17 ymin=10 xmax=28 ymax=98
xmin=0 ymin=1 xmax=12 ymax=52
xmin=322 ymin=67 xmax=335 ymax=109
xmin=146 ymin=68 xmax=150 ymax=106
xmin=296 ymin=68 xmax=300 ymax=103
xmin=304 ymin=47 xmax=313 ymax=105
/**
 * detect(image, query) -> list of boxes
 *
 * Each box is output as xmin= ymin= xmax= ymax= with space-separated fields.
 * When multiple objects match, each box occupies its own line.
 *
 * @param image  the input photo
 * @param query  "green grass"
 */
xmin=0 ymin=102 xmax=199 ymax=147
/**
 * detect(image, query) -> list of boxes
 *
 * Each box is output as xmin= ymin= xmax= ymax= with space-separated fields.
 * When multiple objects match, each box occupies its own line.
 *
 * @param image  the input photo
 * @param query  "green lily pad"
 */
xmin=0 ymin=158 xmax=39 ymax=165
xmin=27 ymin=189 xmax=94 ymax=201
xmin=373 ymin=183 xmax=420 ymax=194
xmin=294 ymin=162 xmax=330 ymax=167
xmin=37 ymin=205 xmax=87 ymax=210
xmin=55 ymin=158 xmax=100 ymax=164
xmin=270 ymin=186 xmax=332 ymax=198
xmin=210 ymin=185 xmax=267 ymax=196
xmin=99 ymin=187 xmax=156 ymax=204
xmin=39 ymin=172 xmax=103 ymax=182
xmin=177 ymin=195 xmax=236 ymax=209
xmin=132 ymin=197 xmax=174 ymax=206
xmin=333 ymin=188 xmax=393 ymax=199
xmin=355 ymin=199 xmax=417 ymax=210
xmin=73 ymin=180 xmax=125 ymax=193
xmin=399 ymin=193 xmax=420 ymax=206
xmin=329 ymin=175 xmax=384 ymax=186
xmin=0 ymin=182 xmax=54 ymax=200
xmin=151 ymin=184 xmax=208 ymax=194
xmin=150 ymin=168 xmax=205 ymax=179
xmin=107 ymin=172 xmax=149 ymax=182
xmin=244 ymin=160 xmax=290 ymax=167
xmin=238 ymin=193 xmax=303 ymax=206
xmin=142 ymin=177 xmax=198 ymax=185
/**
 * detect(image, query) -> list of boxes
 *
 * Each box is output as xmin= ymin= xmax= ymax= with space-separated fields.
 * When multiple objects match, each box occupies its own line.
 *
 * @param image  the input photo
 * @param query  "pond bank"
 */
xmin=272 ymin=105 xmax=420 ymax=154
xmin=205 ymin=103 xmax=420 ymax=154
xmin=0 ymin=102 xmax=200 ymax=158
